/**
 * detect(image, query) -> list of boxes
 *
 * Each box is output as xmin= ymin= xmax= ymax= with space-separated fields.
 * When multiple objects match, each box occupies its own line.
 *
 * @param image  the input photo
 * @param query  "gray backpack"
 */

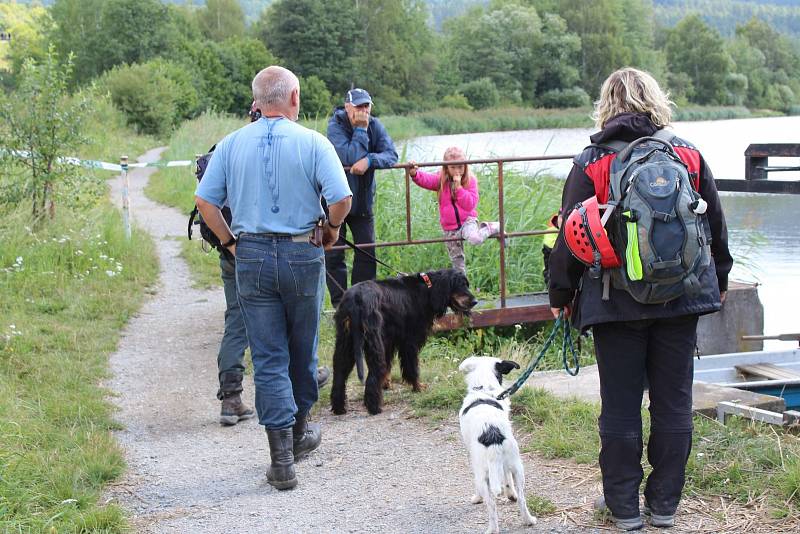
xmin=599 ymin=130 xmax=711 ymax=304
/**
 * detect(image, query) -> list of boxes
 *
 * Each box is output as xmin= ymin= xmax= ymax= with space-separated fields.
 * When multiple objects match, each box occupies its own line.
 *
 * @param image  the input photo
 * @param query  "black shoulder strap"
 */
xmin=589 ymin=129 xmax=674 ymax=154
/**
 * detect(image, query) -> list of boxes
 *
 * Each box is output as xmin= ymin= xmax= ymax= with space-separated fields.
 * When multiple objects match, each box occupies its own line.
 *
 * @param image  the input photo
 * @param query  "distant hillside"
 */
xmin=653 ymin=0 xmax=800 ymax=36
xmin=9 ymin=0 xmax=800 ymax=36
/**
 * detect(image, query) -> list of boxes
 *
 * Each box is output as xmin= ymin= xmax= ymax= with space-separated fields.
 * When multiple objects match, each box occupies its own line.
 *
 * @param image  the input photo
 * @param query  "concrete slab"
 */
xmin=525 ymin=364 xmax=786 ymax=417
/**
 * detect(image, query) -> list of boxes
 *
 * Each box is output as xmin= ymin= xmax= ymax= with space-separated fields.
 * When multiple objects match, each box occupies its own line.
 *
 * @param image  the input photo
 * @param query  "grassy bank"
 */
xmin=0 ymin=206 xmax=158 ymax=532
xmin=0 ymin=94 xmax=159 ymax=531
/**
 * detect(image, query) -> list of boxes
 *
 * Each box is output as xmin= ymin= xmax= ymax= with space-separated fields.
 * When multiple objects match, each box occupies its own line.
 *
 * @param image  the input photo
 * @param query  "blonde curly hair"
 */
xmin=592 ymin=68 xmax=674 ymax=129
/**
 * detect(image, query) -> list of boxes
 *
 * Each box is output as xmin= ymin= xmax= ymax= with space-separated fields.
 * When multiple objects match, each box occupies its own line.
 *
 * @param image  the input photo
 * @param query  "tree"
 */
xmin=299 ymin=75 xmax=332 ymax=119
xmin=257 ymin=0 xmax=361 ymax=97
xmin=0 ymin=49 xmax=90 ymax=222
xmin=538 ymin=0 xmax=633 ymax=97
xmin=196 ymin=0 xmax=246 ymax=42
xmin=0 ymin=2 xmax=51 ymax=79
xmin=49 ymin=0 xmax=187 ymax=84
xmin=665 ymin=14 xmax=732 ymax=105
xmin=444 ymin=3 xmax=542 ymax=103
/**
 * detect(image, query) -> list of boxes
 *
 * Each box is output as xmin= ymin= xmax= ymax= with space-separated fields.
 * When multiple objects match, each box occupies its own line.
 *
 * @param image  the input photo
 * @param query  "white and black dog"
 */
xmin=458 ymin=356 xmax=537 ymax=534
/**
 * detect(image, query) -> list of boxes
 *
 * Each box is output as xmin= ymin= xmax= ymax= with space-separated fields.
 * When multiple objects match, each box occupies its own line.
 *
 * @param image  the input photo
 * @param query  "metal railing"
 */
xmin=332 ymin=154 xmax=569 ymax=308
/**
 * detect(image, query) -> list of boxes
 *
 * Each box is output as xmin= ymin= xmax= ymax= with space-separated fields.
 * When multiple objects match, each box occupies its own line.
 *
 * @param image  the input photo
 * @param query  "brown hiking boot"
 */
xmin=220 ymin=392 xmax=255 ymax=426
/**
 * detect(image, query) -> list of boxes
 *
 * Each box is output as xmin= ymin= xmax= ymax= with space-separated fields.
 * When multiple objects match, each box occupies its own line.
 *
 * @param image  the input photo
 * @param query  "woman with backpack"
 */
xmin=548 ymin=68 xmax=733 ymax=530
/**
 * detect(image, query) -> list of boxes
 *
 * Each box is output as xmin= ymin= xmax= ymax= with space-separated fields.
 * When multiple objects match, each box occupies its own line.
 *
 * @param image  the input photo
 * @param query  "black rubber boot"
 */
xmin=293 ymin=412 xmax=322 ymax=461
xmin=266 ymin=428 xmax=297 ymax=490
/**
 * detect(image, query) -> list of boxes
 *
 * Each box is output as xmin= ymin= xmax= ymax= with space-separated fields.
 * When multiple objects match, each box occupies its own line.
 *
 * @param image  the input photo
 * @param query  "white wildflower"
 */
xmin=105 ymin=270 xmax=116 ymax=277
xmin=75 ymin=250 xmax=84 ymax=256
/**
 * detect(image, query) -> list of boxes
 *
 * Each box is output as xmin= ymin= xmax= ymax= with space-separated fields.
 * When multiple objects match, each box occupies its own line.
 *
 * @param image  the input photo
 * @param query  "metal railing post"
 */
xmin=405 ymin=167 xmax=412 ymax=242
xmin=497 ymin=160 xmax=506 ymax=308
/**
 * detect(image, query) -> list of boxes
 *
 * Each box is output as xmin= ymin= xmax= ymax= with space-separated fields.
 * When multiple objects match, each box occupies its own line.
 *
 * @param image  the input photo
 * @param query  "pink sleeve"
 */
xmin=455 ymin=177 xmax=479 ymax=211
xmin=412 ymin=169 xmax=440 ymax=191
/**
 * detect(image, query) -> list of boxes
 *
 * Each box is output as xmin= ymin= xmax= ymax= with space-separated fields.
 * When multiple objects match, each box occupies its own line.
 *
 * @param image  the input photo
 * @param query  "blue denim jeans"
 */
xmin=235 ymin=234 xmax=324 ymax=430
xmin=217 ymin=254 xmax=249 ymax=399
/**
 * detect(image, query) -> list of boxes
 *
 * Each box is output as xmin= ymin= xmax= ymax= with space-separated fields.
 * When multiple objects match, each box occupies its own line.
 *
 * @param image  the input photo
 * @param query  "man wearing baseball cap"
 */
xmin=325 ymin=88 xmax=398 ymax=306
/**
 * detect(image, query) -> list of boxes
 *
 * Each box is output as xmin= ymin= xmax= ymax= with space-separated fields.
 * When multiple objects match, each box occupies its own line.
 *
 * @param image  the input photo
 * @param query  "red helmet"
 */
xmin=564 ymin=196 xmax=621 ymax=269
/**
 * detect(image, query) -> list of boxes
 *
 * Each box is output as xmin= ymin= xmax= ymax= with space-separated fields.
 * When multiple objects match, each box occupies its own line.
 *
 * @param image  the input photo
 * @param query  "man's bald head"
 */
xmin=252 ymin=66 xmax=299 ymax=110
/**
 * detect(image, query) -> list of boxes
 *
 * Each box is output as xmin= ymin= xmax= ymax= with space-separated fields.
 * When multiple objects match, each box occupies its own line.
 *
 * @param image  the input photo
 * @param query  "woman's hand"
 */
xmin=451 ymin=174 xmax=462 ymax=190
xmin=408 ymin=161 xmax=418 ymax=178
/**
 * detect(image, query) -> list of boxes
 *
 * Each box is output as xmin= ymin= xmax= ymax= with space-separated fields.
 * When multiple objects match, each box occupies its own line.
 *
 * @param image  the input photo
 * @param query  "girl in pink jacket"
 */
xmin=409 ymin=146 xmax=499 ymax=273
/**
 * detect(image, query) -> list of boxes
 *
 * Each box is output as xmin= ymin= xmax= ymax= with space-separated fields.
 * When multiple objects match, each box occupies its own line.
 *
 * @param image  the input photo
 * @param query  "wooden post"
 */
xmin=121 ymin=156 xmax=131 ymax=240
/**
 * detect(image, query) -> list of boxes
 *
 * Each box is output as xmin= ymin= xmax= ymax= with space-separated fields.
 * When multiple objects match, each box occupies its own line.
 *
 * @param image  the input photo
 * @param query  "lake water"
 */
xmin=406 ymin=116 xmax=800 ymax=348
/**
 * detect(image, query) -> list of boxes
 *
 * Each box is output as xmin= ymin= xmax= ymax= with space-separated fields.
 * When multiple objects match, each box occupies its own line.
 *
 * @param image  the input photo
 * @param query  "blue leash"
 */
xmin=496 ymin=311 xmax=580 ymax=401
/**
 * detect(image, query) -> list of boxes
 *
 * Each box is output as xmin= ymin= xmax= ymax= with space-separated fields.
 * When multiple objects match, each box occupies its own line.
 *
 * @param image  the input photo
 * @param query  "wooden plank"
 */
xmin=693 ymin=382 xmax=785 ymax=417
xmin=744 ymin=144 xmax=800 ymax=157
xmin=717 ymin=401 xmax=785 ymax=425
xmin=735 ymin=363 xmax=800 ymax=381
xmin=715 ymin=179 xmax=800 ymax=195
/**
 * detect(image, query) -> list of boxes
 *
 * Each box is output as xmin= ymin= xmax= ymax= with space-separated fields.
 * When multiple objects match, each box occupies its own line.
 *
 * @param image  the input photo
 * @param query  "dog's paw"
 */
xmin=484 ymin=526 xmax=499 ymax=534
xmin=331 ymin=406 xmax=347 ymax=415
xmin=505 ymin=486 xmax=518 ymax=502
xmin=523 ymin=514 xmax=537 ymax=526
xmin=470 ymin=494 xmax=483 ymax=504
xmin=412 ymin=382 xmax=428 ymax=392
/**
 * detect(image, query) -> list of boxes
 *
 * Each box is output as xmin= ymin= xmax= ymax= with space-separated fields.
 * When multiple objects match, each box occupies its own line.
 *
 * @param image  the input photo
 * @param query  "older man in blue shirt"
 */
xmin=196 ymin=66 xmax=351 ymax=491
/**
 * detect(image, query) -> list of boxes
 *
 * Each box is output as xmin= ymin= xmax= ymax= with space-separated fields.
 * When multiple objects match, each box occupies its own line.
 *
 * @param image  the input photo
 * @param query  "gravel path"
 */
xmin=103 ymin=149 xmax=759 ymax=534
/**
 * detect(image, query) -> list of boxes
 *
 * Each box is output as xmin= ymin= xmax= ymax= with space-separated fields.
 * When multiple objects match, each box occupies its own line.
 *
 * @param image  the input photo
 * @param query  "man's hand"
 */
xmin=351 ymin=157 xmax=370 ymax=175
xmin=225 ymin=243 xmax=236 ymax=257
xmin=352 ymin=109 xmax=370 ymax=128
xmin=322 ymin=223 xmax=340 ymax=250
xmin=720 ymin=291 xmax=727 ymax=304
xmin=551 ymin=305 xmax=571 ymax=319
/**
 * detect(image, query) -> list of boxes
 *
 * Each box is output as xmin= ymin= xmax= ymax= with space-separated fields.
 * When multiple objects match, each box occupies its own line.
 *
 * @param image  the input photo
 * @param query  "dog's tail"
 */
xmin=350 ymin=291 xmax=382 ymax=384
xmin=487 ymin=445 xmax=505 ymax=497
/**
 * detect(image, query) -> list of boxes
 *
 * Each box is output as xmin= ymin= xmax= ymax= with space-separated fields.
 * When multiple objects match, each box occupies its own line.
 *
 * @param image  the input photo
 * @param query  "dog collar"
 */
xmin=461 ymin=397 xmax=503 ymax=417
xmin=419 ymin=272 xmax=432 ymax=288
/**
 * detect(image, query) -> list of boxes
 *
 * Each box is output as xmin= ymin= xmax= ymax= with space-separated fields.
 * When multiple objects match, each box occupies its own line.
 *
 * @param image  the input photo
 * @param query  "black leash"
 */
xmin=341 ymin=237 xmax=407 ymax=277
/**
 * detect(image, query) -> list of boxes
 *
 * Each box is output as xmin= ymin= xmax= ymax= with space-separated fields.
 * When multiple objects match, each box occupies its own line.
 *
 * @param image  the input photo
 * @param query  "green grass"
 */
xmin=0 ymin=93 xmax=160 ymax=532
xmin=0 ymin=205 xmax=158 ymax=533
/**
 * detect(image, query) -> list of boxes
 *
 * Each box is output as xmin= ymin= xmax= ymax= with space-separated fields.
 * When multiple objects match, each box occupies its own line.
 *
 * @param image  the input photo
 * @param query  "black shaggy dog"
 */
xmin=331 ymin=268 xmax=477 ymax=415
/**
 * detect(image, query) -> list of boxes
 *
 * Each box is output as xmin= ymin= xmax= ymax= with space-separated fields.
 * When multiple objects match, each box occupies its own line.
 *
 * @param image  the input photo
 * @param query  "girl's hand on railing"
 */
xmin=408 ymin=161 xmax=418 ymax=178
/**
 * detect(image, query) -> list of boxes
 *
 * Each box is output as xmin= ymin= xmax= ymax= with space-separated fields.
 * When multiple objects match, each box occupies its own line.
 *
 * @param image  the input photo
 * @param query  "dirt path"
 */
xmin=103 ymin=149 xmax=764 ymax=534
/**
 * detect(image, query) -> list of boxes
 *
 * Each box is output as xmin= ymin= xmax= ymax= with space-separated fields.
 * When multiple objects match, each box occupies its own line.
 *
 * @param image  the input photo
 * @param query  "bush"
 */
xmin=0 ymin=49 xmax=91 ymax=221
xmin=439 ymin=93 xmax=472 ymax=110
xmin=537 ymin=87 xmax=591 ymax=109
xmin=299 ymin=75 xmax=332 ymax=119
xmin=458 ymin=78 xmax=500 ymax=110
xmin=103 ymin=60 xmax=199 ymax=135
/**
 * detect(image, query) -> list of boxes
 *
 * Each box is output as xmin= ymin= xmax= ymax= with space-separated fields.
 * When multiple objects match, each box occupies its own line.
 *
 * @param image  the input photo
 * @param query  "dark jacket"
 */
xmin=548 ymin=113 xmax=733 ymax=331
xmin=327 ymin=107 xmax=399 ymax=217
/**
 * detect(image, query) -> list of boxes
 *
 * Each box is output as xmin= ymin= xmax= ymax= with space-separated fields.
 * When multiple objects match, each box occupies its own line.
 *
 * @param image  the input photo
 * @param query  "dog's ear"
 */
xmin=495 ymin=360 xmax=520 ymax=376
xmin=458 ymin=357 xmax=477 ymax=374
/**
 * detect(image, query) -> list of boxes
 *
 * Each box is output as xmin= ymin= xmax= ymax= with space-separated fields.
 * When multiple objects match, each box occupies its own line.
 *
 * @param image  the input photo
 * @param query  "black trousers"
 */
xmin=324 ymin=214 xmax=376 ymax=307
xmin=592 ymin=314 xmax=698 ymax=519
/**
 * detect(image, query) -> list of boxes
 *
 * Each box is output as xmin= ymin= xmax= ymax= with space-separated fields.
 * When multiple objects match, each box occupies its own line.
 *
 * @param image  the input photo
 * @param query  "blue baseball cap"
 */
xmin=346 ymin=88 xmax=372 ymax=106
